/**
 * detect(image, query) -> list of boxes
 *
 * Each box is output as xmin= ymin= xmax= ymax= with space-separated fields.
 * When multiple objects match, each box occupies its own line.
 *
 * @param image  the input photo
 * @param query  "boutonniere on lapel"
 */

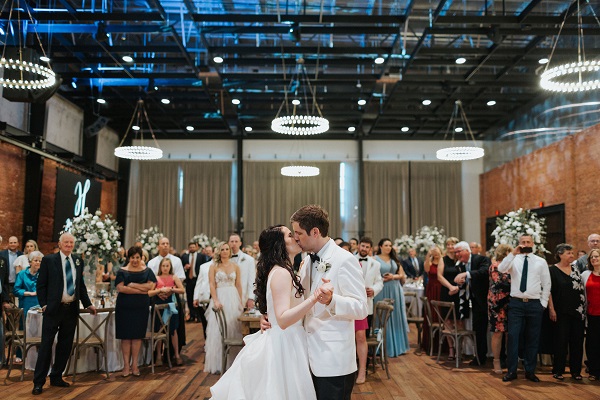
xmin=75 ymin=259 xmax=81 ymax=267
xmin=316 ymin=261 xmax=332 ymax=274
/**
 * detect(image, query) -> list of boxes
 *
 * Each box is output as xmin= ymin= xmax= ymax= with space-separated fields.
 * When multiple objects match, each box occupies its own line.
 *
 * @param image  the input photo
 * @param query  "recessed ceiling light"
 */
xmin=357 ymin=99 xmax=367 ymax=106
xmin=487 ymin=100 xmax=497 ymax=106
xmin=186 ymin=125 xmax=194 ymax=131
xmin=232 ymin=98 xmax=240 ymax=105
xmin=455 ymin=127 xmax=464 ymax=133
xmin=292 ymin=99 xmax=301 ymax=105
xmin=538 ymin=57 xmax=549 ymax=65
xmin=422 ymin=99 xmax=432 ymax=106
xmin=40 ymin=56 xmax=50 ymax=62
xmin=0 ymin=28 xmax=4 ymax=35
xmin=213 ymin=56 xmax=224 ymax=64
xmin=455 ymin=57 xmax=466 ymax=64
xmin=161 ymin=98 xmax=170 ymax=104
xmin=401 ymin=126 xmax=410 ymax=132
xmin=348 ymin=126 xmax=356 ymax=132
xmin=374 ymin=57 xmax=385 ymax=64
xmin=96 ymin=98 xmax=106 ymax=104
xmin=132 ymin=125 xmax=140 ymax=131
xmin=245 ymin=126 xmax=253 ymax=132
xmin=122 ymin=55 xmax=133 ymax=62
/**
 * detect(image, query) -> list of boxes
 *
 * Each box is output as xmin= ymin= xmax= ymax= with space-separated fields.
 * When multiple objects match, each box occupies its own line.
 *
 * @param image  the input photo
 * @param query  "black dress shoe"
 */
xmin=503 ymin=372 xmax=518 ymax=382
xmin=32 ymin=385 xmax=43 ymax=395
xmin=50 ymin=379 xmax=71 ymax=387
xmin=525 ymin=373 xmax=540 ymax=382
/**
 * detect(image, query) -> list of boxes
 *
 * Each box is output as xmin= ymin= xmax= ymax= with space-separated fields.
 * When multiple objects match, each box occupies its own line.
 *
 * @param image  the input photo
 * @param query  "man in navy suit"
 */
xmin=0 ymin=235 xmax=23 ymax=293
xmin=402 ymin=248 xmax=425 ymax=280
xmin=0 ymin=235 xmax=11 ymax=366
xmin=32 ymin=233 xmax=96 ymax=395
xmin=181 ymin=241 xmax=208 ymax=323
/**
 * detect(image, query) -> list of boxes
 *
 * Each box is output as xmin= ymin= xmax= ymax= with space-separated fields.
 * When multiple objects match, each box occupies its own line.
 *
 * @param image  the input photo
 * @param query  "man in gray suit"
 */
xmin=576 ymin=233 xmax=600 ymax=273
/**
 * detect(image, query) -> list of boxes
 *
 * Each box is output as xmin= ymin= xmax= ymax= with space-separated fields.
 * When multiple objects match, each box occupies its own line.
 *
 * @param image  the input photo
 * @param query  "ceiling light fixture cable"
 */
xmin=436 ymin=100 xmax=484 ymax=161
xmin=114 ymin=100 xmax=163 ymax=160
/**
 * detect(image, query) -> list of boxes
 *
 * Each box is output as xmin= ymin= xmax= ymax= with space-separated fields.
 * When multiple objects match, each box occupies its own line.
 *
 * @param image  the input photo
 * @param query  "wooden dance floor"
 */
xmin=3 ymin=324 xmax=599 ymax=399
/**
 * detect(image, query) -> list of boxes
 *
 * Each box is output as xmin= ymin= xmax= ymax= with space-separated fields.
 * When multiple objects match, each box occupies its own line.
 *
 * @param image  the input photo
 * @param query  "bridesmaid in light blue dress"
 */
xmin=374 ymin=238 xmax=410 ymax=357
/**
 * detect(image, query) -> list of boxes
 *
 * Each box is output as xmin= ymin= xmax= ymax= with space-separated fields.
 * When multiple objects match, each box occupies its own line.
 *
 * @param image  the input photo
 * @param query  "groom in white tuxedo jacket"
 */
xmin=292 ymin=205 xmax=368 ymax=400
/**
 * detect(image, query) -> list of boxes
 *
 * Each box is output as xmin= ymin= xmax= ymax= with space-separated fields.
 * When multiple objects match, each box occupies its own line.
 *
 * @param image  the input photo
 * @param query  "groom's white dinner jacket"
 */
xmin=299 ymin=239 xmax=368 ymax=377
xmin=355 ymin=255 xmax=384 ymax=315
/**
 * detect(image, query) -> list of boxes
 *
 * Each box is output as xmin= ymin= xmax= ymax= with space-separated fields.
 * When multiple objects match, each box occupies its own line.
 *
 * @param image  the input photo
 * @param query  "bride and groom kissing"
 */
xmin=211 ymin=204 xmax=368 ymax=400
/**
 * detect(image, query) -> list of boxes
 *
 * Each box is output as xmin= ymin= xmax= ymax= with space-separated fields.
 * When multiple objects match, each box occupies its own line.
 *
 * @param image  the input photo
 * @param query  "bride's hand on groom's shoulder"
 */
xmin=260 ymin=314 xmax=271 ymax=331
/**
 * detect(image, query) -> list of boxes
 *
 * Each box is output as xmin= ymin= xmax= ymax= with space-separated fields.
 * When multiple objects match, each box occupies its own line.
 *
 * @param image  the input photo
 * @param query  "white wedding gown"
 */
xmin=210 ymin=270 xmax=317 ymax=400
xmin=204 ymin=270 xmax=244 ymax=374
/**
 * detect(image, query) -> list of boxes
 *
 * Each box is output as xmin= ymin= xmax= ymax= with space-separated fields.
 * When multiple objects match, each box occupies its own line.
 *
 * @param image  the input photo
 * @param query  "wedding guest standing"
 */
xmin=32 ymin=233 xmax=96 ymax=396
xmin=228 ymin=234 xmax=256 ymax=310
xmin=148 ymin=258 xmax=185 ymax=366
xmin=423 ymin=245 xmax=443 ymax=355
xmin=115 ymin=246 xmax=156 ymax=377
xmin=203 ymin=242 xmax=243 ymax=374
xmin=547 ymin=244 xmax=585 ymax=380
xmin=582 ymin=249 xmax=600 ymax=381
xmin=0 ymin=236 xmax=23 ymax=292
xmin=13 ymin=251 xmax=42 ymax=363
xmin=488 ymin=244 xmax=512 ymax=374
xmin=438 ymin=237 xmax=461 ymax=361
xmin=354 ymin=237 xmax=383 ymax=384
xmin=181 ymin=242 xmax=207 ymax=323
xmin=499 ymin=235 xmax=551 ymax=383
xmin=374 ymin=238 xmax=410 ymax=357
xmin=14 ymin=240 xmax=39 ymax=275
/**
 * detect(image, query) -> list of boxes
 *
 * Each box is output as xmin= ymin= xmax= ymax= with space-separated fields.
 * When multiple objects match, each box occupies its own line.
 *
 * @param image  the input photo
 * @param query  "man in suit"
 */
xmin=0 ymin=235 xmax=23 ymax=293
xmin=0 ymin=235 xmax=11 ymax=366
xmin=355 ymin=237 xmax=383 ymax=384
xmin=228 ymin=233 xmax=256 ymax=309
xmin=576 ymin=233 xmax=600 ymax=273
xmin=453 ymin=241 xmax=491 ymax=367
xmin=402 ymin=248 xmax=425 ymax=280
xmin=32 ymin=232 xmax=96 ymax=395
xmin=181 ymin=241 xmax=208 ymax=323
xmin=291 ymin=204 xmax=368 ymax=400
xmin=193 ymin=258 xmax=215 ymax=338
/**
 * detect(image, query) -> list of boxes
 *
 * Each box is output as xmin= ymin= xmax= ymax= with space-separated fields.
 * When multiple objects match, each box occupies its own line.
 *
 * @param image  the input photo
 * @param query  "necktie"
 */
xmin=413 ymin=258 xmax=419 ymax=273
xmin=520 ymin=256 xmax=529 ymax=292
xmin=189 ymin=253 xmax=195 ymax=279
xmin=65 ymin=257 xmax=74 ymax=296
xmin=309 ymin=253 xmax=320 ymax=263
xmin=358 ymin=257 xmax=368 ymax=262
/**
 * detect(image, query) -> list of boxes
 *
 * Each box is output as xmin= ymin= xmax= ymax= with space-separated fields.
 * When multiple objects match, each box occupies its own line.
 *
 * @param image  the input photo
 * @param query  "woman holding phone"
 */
xmin=373 ymin=238 xmax=410 ymax=357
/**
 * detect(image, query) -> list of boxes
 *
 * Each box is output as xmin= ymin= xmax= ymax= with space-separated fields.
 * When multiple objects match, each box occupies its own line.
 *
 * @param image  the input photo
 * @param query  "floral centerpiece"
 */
xmin=136 ymin=226 xmax=164 ymax=257
xmin=393 ymin=235 xmax=416 ymax=258
xmin=490 ymin=208 xmax=548 ymax=255
xmin=413 ymin=226 xmax=447 ymax=257
xmin=63 ymin=208 xmax=122 ymax=289
xmin=191 ymin=233 xmax=222 ymax=249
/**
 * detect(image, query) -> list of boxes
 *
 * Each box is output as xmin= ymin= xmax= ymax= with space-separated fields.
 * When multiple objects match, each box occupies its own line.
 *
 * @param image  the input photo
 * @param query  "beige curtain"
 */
xmin=363 ymin=162 xmax=410 ymax=243
xmin=243 ymin=161 xmax=341 ymax=243
xmin=409 ymin=161 xmax=463 ymax=238
xmin=125 ymin=161 xmax=233 ymax=251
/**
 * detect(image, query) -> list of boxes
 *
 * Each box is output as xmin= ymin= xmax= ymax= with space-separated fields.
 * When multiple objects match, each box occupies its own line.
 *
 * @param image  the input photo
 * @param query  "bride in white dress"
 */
xmin=210 ymin=225 xmax=332 ymax=400
xmin=204 ymin=242 xmax=244 ymax=374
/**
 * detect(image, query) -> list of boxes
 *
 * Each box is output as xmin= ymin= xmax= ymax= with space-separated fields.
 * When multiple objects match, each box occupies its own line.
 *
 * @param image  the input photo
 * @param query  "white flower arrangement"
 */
xmin=191 ymin=233 xmax=222 ymax=249
xmin=136 ymin=225 xmax=164 ymax=257
xmin=490 ymin=208 xmax=548 ymax=255
xmin=63 ymin=208 xmax=122 ymax=264
xmin=413 ymin=226 xmax=447 ymax=257
xmin=393 ymin=235 xmax=416 ymax=258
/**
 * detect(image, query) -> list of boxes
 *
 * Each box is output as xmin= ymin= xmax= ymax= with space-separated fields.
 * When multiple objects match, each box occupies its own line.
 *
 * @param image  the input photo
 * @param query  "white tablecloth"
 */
xmin=25 ymin=310 xmax=148 ymax=373
xmin=403 ymin=282 xmax=425 ymax=317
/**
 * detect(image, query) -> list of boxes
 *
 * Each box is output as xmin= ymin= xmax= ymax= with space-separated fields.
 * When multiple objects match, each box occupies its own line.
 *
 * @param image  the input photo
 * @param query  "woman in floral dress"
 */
xmin=547 ymin=243 xmax=585 ymax=381
xmin=488 ymin=244 xmax=512 ymax=374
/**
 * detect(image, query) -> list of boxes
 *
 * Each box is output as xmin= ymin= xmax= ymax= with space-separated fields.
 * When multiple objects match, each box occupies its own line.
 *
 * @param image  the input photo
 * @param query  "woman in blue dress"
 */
xmin=374 ymin=238 xmax=410 ymax=357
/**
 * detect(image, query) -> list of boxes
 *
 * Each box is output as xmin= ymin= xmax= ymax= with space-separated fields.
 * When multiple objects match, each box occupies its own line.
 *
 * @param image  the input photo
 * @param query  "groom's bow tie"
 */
xmin=358 ymin=257 xmax=368 ymax=262
xmin=309 ymin=253 xmax=320 ymax=263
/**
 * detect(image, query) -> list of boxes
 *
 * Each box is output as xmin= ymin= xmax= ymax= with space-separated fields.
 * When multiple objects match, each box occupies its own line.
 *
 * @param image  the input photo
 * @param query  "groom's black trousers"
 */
xmin=312 ymin=372 xmax=355 ymax=400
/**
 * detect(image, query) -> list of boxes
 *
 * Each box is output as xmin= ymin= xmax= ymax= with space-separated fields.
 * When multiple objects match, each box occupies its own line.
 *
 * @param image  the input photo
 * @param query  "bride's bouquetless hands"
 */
xmin=314 ymin=278 xmax=334 ymax=305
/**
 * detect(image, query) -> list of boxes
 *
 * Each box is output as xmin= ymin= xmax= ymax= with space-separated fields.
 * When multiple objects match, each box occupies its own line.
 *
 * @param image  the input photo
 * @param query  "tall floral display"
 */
xmin=191 ymin=233 xmax=222 ymax=249
xmin=64 ymin=208 xmax=122 ymax=290
xmin=490 ymin=208 xmax=548 ymax=255
xmin=393 ymin=235 xmax=416 ymax=259
xmin=394 ymin=226 xmax=446 ymax=258
xmin=135 ymin=226 xmax=164 ymax=257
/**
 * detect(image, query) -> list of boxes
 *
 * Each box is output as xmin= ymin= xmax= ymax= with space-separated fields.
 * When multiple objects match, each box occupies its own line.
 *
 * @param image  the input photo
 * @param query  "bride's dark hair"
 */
xmin=254 ymin=225 xmax=304 ymax=315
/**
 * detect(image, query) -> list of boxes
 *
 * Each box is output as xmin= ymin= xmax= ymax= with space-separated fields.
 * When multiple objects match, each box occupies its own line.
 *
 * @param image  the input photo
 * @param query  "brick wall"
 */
xmin=0 ymin=141 xmax=26 ymax=245
xmin=0 ymin=140 xmax=118 ymax=254
xmin=480 ymin=123 xmax=600 ymax=252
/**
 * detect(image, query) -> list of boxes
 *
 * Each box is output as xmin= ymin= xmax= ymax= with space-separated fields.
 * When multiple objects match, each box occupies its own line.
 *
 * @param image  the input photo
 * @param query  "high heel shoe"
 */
xmin=447 ymin=348 xmax=455 ymax=361
xmin=493 ymin=359 xmax=502 ymax=374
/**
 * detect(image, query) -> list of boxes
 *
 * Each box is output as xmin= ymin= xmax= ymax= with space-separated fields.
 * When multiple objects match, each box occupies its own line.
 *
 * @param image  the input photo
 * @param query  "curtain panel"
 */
xmin=243 ymin=161 xmax=341 ymax=244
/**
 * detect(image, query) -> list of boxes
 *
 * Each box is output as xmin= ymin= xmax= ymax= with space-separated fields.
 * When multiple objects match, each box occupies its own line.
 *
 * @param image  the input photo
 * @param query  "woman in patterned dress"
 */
xmin=488 ymin=244 xmax=512 ymax=374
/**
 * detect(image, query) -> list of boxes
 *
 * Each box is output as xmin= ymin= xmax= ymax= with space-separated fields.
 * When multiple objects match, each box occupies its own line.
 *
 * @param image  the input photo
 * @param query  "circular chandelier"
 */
xmin=114 ymin=145 xmax=163 ymax=160
xmin=436 ymin=146 xmax=485 ymax=161
xmin=0 ymin=57 xmax=56 ymax=90
xmin=271 ymin=115 xmax=329 ymax=135
xmin=281 ymin=166 xmax=320 ymax=177
xmin=272 ymin=58 xmax=329 ymax=136
xmin=114 ymin=100 xmax=163 ymax=161
xmin=540 ymin=60 xmax=600 ymax=93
